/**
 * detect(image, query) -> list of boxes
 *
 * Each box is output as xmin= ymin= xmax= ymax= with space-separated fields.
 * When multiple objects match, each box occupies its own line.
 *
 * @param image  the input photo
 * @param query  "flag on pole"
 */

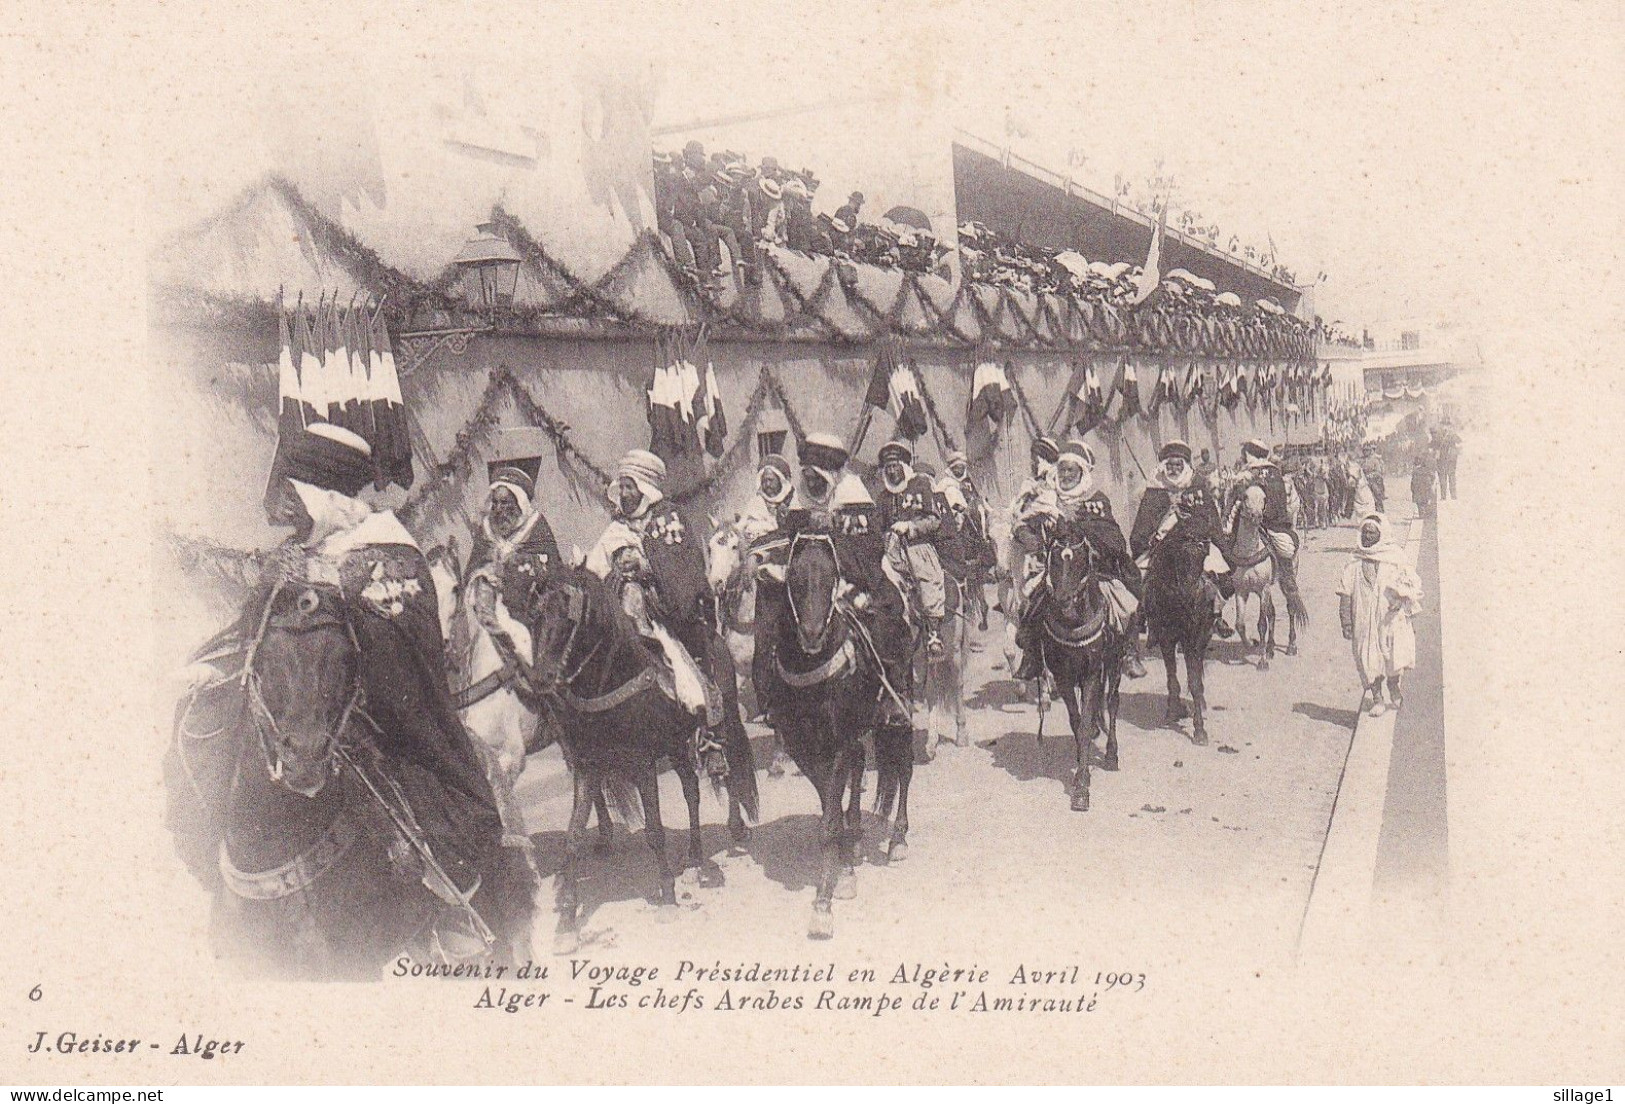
xmin=297 ymin=306 xmax=324 ymax=426
xmin=646 ymin=353 xmax=687 ymax=459
xmin=1145 ymin=359 xmax=1168 ymax=416
xmin=967 ymin=358 xmax=1014 ymax=431
xmin=1181 ymin=360 xmax=1204 ymax=409
xmin=1129 ymin=203 xmax=1166 ymax=307
xmin=342 ymin=306 xmax=366 ymax=432
xmin=1066 ymin=360 xmax=1106 ymax=436
xmin=276 ymin=309 xmax=305 ymax=436
xmin=367 ymin=306 xmax=413 ymax=489
xmin=864 ymin=344 xmax=927 ymax=440
xmin=1113 ymin=358 xmax=1142 ymax=423
xmin=697 ymin=359 xmax=727 ymax=459
xmin=363 ymin=306 xmax=409 ymax=488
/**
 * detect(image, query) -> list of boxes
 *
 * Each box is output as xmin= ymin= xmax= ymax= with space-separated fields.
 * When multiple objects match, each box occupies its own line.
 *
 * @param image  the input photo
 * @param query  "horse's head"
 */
xmin=705 ymin=516 xmax=745 ymax=597
xmin=425 ymin=537 xmax=463 ymax=643
xmin=1240 ymin=484 xmax=1266 ymax=520
xmin=525 ymin=567 xmax=599 ymax=697
xmin=786 ymin=531 xmax=841 ymax=655
xmin=1045 ymin=528 xmax=1100 ymax=610
xmin=246 ymin=583 xmax=356 ymax=798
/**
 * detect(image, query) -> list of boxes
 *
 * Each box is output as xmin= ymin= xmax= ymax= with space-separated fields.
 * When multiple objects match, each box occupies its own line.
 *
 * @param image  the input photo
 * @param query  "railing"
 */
xmin=953 ymin=130 xmax=1301 ymax=290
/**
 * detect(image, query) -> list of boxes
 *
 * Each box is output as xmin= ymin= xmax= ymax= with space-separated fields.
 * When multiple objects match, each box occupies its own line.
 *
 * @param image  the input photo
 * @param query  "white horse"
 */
xmin=991 ymin=514 xmax=1054 ymax=725
xmin=705 ymin=518 xmax=760 ymax=721
xmin=428 ymin=539 xmax=533 ymax=788
xmin=1225 ymin=486 xmax=1305 ymax=669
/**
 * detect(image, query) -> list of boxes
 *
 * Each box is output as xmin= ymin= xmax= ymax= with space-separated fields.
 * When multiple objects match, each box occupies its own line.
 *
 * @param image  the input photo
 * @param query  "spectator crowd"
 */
xmin=650 ymin=143 xmax=1358 ymax=353
xmin=652 ymin=141 xmax=952 ymax=291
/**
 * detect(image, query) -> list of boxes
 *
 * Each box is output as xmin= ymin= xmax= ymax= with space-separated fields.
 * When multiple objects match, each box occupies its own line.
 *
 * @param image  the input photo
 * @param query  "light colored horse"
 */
xmin=992 ymin=513 xmax=1054 ymax=724
xmin=1225 ymin=486 xmax=1298 ymax=669
xmin=428 ymin=540 xmax=533 ymax=787
xmin=705 ymin=517 xmax=761 ymax=723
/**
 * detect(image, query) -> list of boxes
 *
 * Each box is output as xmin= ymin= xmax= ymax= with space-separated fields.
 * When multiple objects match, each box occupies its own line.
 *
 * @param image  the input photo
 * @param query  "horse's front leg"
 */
xmin=946 ymin=617 xmax=968 ymax=747
xmin=636 ymin=764 xmax=677 ymax=912
xmin=676 ymin=759 xmax=724 ymax=889
xmin=888 ymin=722 xmax=914 ymax=861
xmin=1186 ymin=641 xmax=1209 ymax=747
xmin=1161 ymin=637 xmax=1186 ymax=726
xmin=836 ymin=747 xmax=863 ymax=900
xmin=808 ymin=752 xmax=845 ymax=940
xmin=1261 ymin=589 xmax=1277 ymax=668
xmin=1101 ymin=651 xmax=1121 ymax=773
xmin=553 ymin=768 xmax=598 ymax=955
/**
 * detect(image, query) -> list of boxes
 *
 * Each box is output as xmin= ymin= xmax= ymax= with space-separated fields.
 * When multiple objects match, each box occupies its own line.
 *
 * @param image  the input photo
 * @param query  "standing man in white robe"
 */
xmin=1336 ymin=513 xmax=1423 ymax=716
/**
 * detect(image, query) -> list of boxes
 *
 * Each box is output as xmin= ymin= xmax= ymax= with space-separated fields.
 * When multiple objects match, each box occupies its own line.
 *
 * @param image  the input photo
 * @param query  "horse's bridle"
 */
xmin=1046 ymin=533 xmax=1099 ymax=606
xmin=786 ymin=530 xmax=841 ymax=655
xmin=240 ymin=581 xmax=365 ymax=788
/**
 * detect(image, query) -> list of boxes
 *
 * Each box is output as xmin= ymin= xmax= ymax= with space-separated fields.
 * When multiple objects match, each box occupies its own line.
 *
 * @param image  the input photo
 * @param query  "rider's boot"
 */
xmin=925 ymin=616 xmax=946 ymax=659
xmin=1122 ymin=640 xmax=1147 ymax=680
xmin=1211 ymin=587 xmax=1235 ymax=639
xmin=693 ymin=725 xmax=728 ymax=780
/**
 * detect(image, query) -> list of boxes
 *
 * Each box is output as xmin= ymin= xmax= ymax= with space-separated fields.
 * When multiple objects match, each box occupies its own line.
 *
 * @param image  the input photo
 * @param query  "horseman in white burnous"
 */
xmin=1227 ymin=439 xmax=1307 ymax=617
xmin=586 ymin=449 xmax=728 ymax=778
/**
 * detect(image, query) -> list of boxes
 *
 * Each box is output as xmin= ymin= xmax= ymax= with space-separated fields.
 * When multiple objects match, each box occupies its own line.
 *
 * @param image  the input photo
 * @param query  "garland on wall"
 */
xmin=157 ymin=176 xmax=1322 ymax=360
xmin=166 ymin=358 xmax=818 ymax=590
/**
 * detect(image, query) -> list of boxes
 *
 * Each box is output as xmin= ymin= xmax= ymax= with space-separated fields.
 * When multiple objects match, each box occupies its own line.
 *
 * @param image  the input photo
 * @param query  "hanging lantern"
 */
xmin=451 ymin=221 xmax=522 ymax=311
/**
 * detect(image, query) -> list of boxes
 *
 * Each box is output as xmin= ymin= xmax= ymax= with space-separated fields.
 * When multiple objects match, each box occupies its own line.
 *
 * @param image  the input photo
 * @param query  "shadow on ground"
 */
xmin=1293 ymin=701 xmax=1359 ymax=730
xmin=529 ymin=801 xmax=899 ymax=925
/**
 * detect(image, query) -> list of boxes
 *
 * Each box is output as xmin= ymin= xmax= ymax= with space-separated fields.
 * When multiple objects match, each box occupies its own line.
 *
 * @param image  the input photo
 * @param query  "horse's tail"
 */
xmin=871 ymin=721 xmax=911 ymax=820
xmin=601 ymin=776 xmax=645 ymax=832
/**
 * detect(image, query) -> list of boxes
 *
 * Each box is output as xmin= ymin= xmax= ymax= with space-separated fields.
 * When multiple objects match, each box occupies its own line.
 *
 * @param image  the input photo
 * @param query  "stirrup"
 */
xmin=694 ymin=728 xmax=728 ymax=779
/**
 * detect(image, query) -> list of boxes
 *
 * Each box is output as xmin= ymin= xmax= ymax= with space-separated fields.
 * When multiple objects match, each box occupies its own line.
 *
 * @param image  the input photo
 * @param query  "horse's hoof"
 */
xmin=552 ymin=928 xmax=580 ymax=956
xmin=834 ymin=868 xmax=857 ymax=900
xmin=1191 ymin=730 xmax=1209 ymax=747
xmin=1071 ymin=790 xmax=1091 ymax=812
xmin=1258 ymin=658 xmax=1270 ymax=671
xmin=729 ymin=824 xmax=752 ymax=851
xmin=887 ymin=839 xmax=908 ymax=864
xmin=1286 ymin=645 xmax=1299 ymax=656
xmin=1102 ymin=753 xmax=1120 ymax=773
xmin=808 ymin=902 xmax=835 ymax=940
xmin=698 ymin=863 xmax=726 ymax=890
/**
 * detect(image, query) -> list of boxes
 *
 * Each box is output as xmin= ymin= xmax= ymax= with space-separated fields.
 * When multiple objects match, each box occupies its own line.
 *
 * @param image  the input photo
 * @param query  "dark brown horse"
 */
xmin=1144 ymin=536 xmax=1216 ymax=745
xmin=1034 ymin=528 xmax=1124 ymax=812
xmin=523 ymin=567 xmax=758 ymax=955
xmin=165 ymin=582 xmax=534 ymax=979
xmin=764 ymin=531 xmax=908 ymax=940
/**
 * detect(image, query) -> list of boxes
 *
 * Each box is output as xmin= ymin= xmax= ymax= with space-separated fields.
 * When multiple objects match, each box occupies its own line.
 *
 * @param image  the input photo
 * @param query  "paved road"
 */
xmin=513 ymin=519 xmax=1366 ymax=966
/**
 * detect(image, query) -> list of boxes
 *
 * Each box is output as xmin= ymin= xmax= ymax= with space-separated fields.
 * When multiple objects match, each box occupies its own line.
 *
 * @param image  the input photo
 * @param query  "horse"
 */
xmin=1143 ymin=531 xmax=1216 ymax=746
xmin=765 ymin=530 xmax=910 ymax=940
xmin=992 ymin=514 xmax=1055 ymax=725
xmin=1034 ymin=527 xmax=1123 ymax=812
xmin=164 ymin=581 xmax=535 ymax=979
xmin=427 ymin=540 xmax=612 ymax=852
xmin=1225 ymin=486 xmax=1306 ymax=668
xmin=522 ymin=566 xmax=759 ymax=955
xmin=912 ymin=563 xmax=969 ymax=759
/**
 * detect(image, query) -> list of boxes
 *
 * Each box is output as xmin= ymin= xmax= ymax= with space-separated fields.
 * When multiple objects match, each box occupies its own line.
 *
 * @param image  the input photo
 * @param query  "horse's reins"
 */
xmin=1042 ymin=537 xmax=1109 ymax=650
xmin=236 ymin=582 xmax=495 ymax=948
xmin=785 ymin=530 xmax=912 ymax=718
